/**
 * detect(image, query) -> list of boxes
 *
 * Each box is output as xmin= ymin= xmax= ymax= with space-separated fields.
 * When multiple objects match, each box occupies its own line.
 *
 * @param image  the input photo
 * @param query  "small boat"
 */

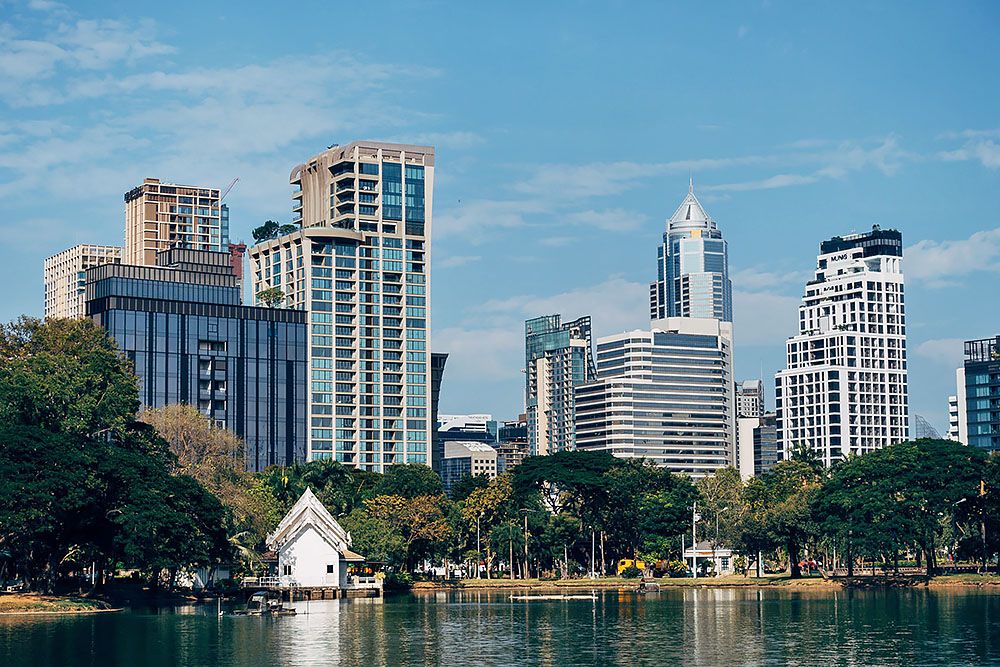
xmin=510 ymin=594 xmax=597 ymax=601
xmin=230 ymin=591 xmax=297 ymax=616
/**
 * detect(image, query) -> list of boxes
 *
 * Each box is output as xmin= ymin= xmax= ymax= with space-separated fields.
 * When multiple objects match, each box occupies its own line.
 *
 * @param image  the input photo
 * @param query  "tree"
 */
xmin=759 ymin=460 xmax=821 ymax=578
xmin=252 ymin=220 xmax=298 ymax=242
xmin=374 ymin=464 xmax=444 ymax=499
xmin=513 ymin=450 xmax=619 ymax=516
xmin=0 ymin=425 xmax=104 ymax=592
xmin=450 ymin=473 xmax=491 ymax=501
xmin=256 ymin=287 xmax=285 ymax=308
xmin=355 ymin=494 xmax=453 ymax=571
xmin=813 ymin=439 xmax=984 ymax=576
xmin=141 ymin=405 xmax=277 ymax=566
xmin=695 ymin=466 xmax=744 ymax=548
xmin=0 ymin=317 xmax=138 ymax=436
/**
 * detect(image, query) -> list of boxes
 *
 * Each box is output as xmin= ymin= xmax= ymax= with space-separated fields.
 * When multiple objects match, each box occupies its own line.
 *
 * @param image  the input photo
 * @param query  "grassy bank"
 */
xmin=0 ymin=594 xmax=119 ymax=615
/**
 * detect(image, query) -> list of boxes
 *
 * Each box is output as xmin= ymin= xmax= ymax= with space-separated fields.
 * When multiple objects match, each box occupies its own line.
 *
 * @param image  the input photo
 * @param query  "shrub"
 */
xmin=621 ymin=565 xmax=642 ymax=579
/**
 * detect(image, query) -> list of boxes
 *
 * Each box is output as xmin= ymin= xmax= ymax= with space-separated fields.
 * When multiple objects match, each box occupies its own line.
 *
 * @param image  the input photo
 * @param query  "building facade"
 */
xmin=44 ymin=244 xmax=122 ymax=319
xmin=954 ymin=335 xmax=1000 ymax=450
xmin=497 ymin=416 xmax=529 ymax=470
xmin=249 ymin=141 xmax=434 ymax=470
xmin=438 ymin=414 xmax=498 ymax=443
xmin=650 ymin=183 xmax=732 ymax=322
xmin=440 ymin=441 xmax=499 ymax=496
xmin=948 ymin=394 xmax=961 ymax=442
xmin=125 ymin=178 xmax=228 ymax=266
xmin=736 ymin=379 xmax=764 ymax=418
xmin=737 ymin=412 xmax=779 ymax=480
xmin=775 ymin=226 xmax=909 ymax=466
xmin=575 ymin=317 xmax=736 ymax=477
xmin=525 ymin=314 xmax=595 ymax=456
xmin=430 ymin=352 xmax=448 ymax=474
xmin=85 ymin=247 xmax=307 ymax=471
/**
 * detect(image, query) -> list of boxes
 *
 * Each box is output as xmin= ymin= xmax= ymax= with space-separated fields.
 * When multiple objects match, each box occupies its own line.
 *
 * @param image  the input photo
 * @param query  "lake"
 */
xmin=3 ymin=587 xmax=999 ymax=666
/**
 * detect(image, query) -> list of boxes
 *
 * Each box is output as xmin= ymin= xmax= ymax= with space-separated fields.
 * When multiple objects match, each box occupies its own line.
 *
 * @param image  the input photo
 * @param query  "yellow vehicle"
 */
xmin=617 ymin=558 xmax=646 ymax=575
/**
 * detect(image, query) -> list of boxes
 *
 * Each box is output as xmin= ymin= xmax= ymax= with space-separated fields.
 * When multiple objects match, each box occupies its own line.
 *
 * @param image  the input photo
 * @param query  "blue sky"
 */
xmin=1 ymin=1 xmax=998 ymax=432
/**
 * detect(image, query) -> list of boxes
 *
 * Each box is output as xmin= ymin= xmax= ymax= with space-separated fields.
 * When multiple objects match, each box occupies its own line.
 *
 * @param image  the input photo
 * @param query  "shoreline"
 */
xmin=0 ymin=594 xmax=121 ymax=616
xmin=411 ymin=573 xmax=1000 ymax=593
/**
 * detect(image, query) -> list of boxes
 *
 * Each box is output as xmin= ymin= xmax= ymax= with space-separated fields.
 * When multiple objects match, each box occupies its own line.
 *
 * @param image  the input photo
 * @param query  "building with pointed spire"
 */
xmin=649 ymin=182 xmax=732 ymax=322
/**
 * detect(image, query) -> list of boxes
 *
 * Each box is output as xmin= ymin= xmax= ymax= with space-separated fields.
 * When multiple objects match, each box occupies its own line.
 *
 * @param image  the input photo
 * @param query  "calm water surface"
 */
xmin=3 ymin=588 xmax=1000 ymax=666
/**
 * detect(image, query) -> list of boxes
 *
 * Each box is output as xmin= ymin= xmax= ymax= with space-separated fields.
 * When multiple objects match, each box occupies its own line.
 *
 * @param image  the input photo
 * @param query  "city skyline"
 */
xmin=3 ymin=2 xmax=1000 ymax=433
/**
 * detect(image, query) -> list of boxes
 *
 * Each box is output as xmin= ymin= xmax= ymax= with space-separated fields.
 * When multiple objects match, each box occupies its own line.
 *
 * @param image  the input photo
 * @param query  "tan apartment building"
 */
xmin=43 ymin=244 xmax=122 ymax=319
xmin=124 ymin=178 xmax=228 ymax=265
xmin=249 ymin=141 xmax=434 ymax=470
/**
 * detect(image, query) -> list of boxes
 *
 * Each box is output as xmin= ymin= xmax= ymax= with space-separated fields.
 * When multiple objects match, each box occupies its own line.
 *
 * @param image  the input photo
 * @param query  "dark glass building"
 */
xmin=959 ymin=335 xmax=1000 ymax=450
xmin=85 ymin=247 xmax=307 ymax=471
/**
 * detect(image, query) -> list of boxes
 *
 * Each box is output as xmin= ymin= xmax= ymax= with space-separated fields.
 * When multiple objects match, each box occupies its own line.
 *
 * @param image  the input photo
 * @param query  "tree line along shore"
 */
xmin=2 ymin=317 xmax=1000 ymax=605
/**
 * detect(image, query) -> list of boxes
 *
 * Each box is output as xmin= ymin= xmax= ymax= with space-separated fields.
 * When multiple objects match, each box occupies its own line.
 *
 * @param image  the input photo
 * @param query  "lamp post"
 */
xmin=476 ymin=513 xmax=482 ymax=579
xmin=520 ymin=509 xmax=531 ymax=580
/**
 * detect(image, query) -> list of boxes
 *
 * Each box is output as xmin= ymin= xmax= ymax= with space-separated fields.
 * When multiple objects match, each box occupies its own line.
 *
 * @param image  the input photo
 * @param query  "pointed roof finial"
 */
xmin=689 ymin=174 xmax=694 ymax=193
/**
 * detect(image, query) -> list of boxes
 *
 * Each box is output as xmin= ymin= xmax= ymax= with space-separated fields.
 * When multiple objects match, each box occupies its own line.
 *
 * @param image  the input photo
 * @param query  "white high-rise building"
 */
xmin=249 ymin=141 xmax=434 ymax=470
xmin=43 ymin=244 xmax=122 ymax=319
xmin=775 ymin=226 xmax=909 ymax=466
xmin=947 ymin=394 xmax=961 ymax=442
xmin=575 ymin=317 xmax=735 ymax=477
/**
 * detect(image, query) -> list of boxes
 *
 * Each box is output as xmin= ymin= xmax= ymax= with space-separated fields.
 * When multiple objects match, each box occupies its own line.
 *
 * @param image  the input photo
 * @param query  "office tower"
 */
xmin=736 ymin=412 xmax=780 ymax=480
xmin=430 ymin=352 xmax=448 ymax=474
xmin=85 ymin=247 xmax=307 ymax=471
xmin=440 ymin=441 xmax=500 ymax=496
xmin=650 ymin=182 xmax=732 ymax=322
xmin=775 ymin=226 xmax=908 ymax=467
xmin=575 ymin=317 xmax=736 ymax=476
xmin=125 ymin=178 xmax=228 ymax=266
xmin=948 ymin=394 xmax=961 ymax=442
xmin=954 ymin=335 xmax=1000 ymax=450
xmin=249 ymin=141 xmax=434 ymax=470
xmin=525 ymin=314 xmax=595 ymax=456
xmin=736 ymin=379 xmax=764 ymax=418
xmin=43 ymin=244 xmax=122 ymax=319
xmin=496 ymin=416 xmax=529 ymax=469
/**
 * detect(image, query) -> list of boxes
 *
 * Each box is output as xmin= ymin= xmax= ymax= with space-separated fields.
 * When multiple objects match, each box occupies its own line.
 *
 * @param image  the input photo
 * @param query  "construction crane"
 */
xmin=220 ymin=177 xmax=239 ymax=204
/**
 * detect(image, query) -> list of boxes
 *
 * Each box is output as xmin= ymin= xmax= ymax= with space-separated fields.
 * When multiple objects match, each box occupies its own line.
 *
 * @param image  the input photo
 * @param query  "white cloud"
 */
xmin=737 ymin=25 xmax=750 ymax=39
xmin=905 ymin=227 xmax=1000 ymax=287
xmin=939 ymin=140 xmax=1000 ymax=169
xmin=913 ymin=338 xmax=965 ymax=369
xmin=566 ymin=208 xmax=647 ymax=232
xmin=539 ymin=236 xmax=574 ymax=247
xmin=434 ymin=199 xmax=540 ymax=240
xmin=437 ymin=255 xmax=481 ymax=269
xmin=705 ymin=173 xmax=820 ymax=192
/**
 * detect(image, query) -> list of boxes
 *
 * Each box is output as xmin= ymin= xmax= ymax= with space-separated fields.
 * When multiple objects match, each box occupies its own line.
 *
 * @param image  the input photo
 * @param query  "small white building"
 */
xmin=684 ymin=541 xmax=735 ymax=576
xmin=266 ymin=488 xmax=365 ymax=588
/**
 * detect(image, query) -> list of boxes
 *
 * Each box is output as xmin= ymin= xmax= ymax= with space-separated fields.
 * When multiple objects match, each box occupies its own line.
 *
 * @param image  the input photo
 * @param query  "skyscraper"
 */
xmin=953 ymin=335 xmax=1000 ymax=450
xmin=650 ymin=182 xmax=732 ymax=322
xmin=44 ymin=244 xmax=122 ymax=319
xmin=775 ymin=226 xmax=909 ymax=466
xmin=125 ymin=178 xmax=228 ymax=266
xmin=574 ymin=317 xmax=735 ymax=476
xmin=735 ymin=379 xmax=764 ymax=418
xmin=525 ymin=314 xmax=595 ymax=456
xmin=85 ymin=247 xmax=307 ymax=471
xmin=249 ymin=141 xmax=434 ymax=470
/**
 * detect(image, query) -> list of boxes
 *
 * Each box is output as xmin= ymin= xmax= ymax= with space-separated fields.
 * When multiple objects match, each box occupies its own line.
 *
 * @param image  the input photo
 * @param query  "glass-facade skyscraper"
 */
xmin=954 ymin=335 xmax=1000 ymax=450
xmin=524 ymin=314 xmax=595 ymax=456
xmin=650 ymin=183 xmax=732 ymax=322
xmin=85 ymin=247 xmax=308 ymax=471
xmin=249 ymin=141 xmax=434 ymax=471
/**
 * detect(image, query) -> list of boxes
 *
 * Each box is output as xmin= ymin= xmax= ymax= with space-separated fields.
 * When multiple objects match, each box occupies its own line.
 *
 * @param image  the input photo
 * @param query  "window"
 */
xmin=282 ymin=565 xmax=292 ymax=576
xmin=327 ymin=564 xmax=335 ymax=574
